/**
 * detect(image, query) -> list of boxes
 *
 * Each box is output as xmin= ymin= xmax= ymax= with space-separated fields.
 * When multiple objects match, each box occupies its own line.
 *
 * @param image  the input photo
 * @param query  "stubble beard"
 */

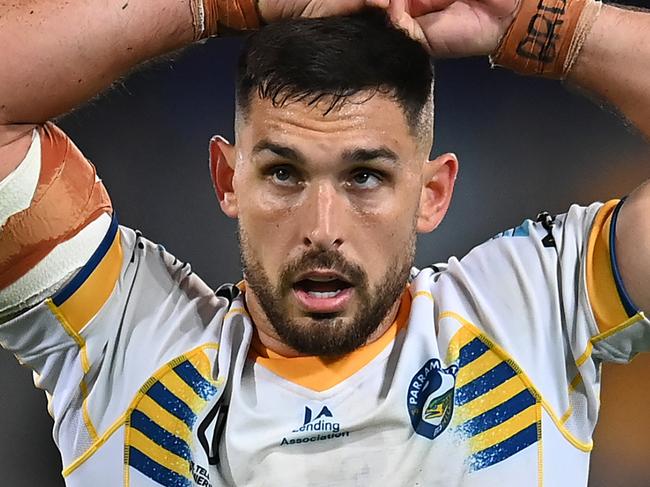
xmin=239 ymin=227 xmax=415 ymax=357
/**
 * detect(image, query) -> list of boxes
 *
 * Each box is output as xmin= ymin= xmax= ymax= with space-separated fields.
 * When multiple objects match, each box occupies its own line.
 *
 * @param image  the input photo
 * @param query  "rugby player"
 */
xmin=0 ymin=0 xmax=649 ymax=485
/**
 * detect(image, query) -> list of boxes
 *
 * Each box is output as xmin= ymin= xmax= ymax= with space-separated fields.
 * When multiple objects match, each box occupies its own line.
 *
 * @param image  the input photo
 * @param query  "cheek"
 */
xmin=236 ymin=179 xmax=301 ymax=274
xmin=347 ymin=194 xmax=419 ymax=283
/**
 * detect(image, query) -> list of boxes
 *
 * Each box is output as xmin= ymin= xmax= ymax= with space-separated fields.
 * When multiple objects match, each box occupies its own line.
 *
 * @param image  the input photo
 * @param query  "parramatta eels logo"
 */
xmin=407 ymin=359 xmax=458 ymax=440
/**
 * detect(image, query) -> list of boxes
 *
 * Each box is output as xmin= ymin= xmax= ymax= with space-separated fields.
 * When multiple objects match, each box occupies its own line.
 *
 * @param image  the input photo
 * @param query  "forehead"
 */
xmin=237 ymin=93 xmax=417 ymax=152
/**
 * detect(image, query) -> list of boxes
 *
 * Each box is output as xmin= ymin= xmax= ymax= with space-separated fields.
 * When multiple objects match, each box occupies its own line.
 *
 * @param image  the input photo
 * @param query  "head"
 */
xmin=211 ymin=9 xmax=458 ymax=357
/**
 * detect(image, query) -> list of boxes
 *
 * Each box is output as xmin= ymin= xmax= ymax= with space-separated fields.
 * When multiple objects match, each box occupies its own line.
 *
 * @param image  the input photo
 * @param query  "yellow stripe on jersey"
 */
xmin=586 ymin=199 xmax=629 ymax=333
xmin=454 ymin=349 xmax=503 ymax=389
xmin=446 ymin=325 xmax=475 ymax=364
xmin=446 ymin=320 xmax=541 ymax=472
xmin=469 ymin=404 xmax=539 ymax=453
xmin=125 ymin=349 xmax=222 ymax=486
xmin=57 ymin=230 xmax=122 ymax=334
xmin=127 ymin=428 xmax=192 ymax=479
xmin=134 ymin=394 xmax=193 ymax=444
xmin=443 ymin=312 xmax=593 ymax=454
xmin=191 ymin=348 xmax=215 ymax=382
xmin=453 ymin=375 xmax=527 ymax=427
xmin=157 ymin=371 xmax=208 ymax=415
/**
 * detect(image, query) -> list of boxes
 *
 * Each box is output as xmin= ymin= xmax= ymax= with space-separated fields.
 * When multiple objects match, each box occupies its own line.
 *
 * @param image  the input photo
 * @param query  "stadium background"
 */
xmin=1 ymin=6 xmax=649 ymax=484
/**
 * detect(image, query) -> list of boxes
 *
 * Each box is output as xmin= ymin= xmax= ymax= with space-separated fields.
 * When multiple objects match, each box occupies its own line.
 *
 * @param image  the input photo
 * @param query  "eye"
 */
xmin=268 ymin=165 xmax=299 ymax=186
xmin=349 ymin=169 xmax=382 ymax=189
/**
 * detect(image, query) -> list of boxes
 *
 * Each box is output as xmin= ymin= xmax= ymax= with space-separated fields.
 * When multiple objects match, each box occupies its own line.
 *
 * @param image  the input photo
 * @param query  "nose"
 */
xmin=302 ymin=181 xmax=344 ymax=250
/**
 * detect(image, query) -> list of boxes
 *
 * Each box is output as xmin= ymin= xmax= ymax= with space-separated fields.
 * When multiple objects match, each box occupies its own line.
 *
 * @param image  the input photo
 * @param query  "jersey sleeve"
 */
xmin=443 ymin=201 xmax=648 ymax=367
xmin=583 ymin=199 xmax=650 ymax=363
xmin=0 ymin=124 xmax=228 ymax=472
xmin=436 ymin=201 xmax=649 ymax=450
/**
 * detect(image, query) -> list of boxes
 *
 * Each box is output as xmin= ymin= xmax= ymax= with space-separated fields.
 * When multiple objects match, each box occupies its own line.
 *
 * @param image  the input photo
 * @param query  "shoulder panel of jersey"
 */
xmin=0 ymin=123 xmax=112 ymax=318
xmin=431 ymin=202 xmax=610 ymax=451
xmin=1 ymin=222 xmax=230 ymax=473
xmin=585 ymin=198 xmax=650 ymax=363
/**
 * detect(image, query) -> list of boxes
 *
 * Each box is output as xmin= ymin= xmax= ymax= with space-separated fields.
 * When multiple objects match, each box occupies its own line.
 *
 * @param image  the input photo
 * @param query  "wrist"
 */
xmin=490 ymin=0 xmax=603 ymax=79
xmin=190 ymin=0 xmax=263 ymax=39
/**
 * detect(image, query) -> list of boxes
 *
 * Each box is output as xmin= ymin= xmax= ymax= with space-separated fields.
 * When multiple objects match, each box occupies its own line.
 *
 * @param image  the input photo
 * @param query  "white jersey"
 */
xmin=1 ymin=128 xmax=649 ymax=486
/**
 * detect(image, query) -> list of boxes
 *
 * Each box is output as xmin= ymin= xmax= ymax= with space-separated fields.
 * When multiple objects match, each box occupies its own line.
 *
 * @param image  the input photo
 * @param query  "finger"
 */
xmin=366 ymin=0 xmax=390 ymax=8
xmin=416 ymin=7 xmax=502 ymax=57
xmin=408 ymin=0 xmax=457 ymax=16
xmin=387 ymin=0 xmax=412 ymax=26
xmin=383 ymin=0 xmax=431 ymax=51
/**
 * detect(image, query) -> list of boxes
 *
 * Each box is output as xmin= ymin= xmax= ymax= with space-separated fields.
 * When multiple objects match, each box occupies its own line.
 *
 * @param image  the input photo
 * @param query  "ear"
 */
xmin=416 ymin=152 xmax=459 ymax=233
xmin=209 ymin=135 xmax=239 ymax=219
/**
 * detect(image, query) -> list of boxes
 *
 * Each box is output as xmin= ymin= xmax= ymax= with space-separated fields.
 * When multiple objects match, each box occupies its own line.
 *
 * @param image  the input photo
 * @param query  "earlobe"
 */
xmin=416 ymin=152 xmax=459 ymax=233
xmin=209 ymin=135 xmax=239 ymax=218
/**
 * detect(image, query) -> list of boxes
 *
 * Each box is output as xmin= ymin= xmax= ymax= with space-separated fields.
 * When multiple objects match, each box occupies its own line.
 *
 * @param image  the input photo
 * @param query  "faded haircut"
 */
xmin=235 ymin=8 xmax=434 ymax=140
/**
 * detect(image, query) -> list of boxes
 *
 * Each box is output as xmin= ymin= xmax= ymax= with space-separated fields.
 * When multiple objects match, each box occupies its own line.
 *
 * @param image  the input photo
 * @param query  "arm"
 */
xmin=0 ymin=0 xmax=371 ymax=177
xmin=0 ymin=0 xmax=195 ymax=177
xmin=567 ymin=6 xmax=650 ymax=314
xmin=568 ymin=5 xmax=650 ymax=139
xmin=390 ymin=0 xmax=650 ymax=315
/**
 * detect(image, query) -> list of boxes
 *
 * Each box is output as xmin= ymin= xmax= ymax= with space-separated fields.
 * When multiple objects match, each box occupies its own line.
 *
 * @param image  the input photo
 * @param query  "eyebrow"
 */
xmin=341 ymin=147 xmax=399 ymax=165
xmin=252 ymin=140 xmax=305 ymax=163
xmin=251 ymin=139 xmax=399 ymax=165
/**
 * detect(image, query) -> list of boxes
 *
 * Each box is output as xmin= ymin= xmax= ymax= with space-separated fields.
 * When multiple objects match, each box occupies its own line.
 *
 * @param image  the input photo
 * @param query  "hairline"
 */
xmin=234 ymin=88 xmax=434 ymax=150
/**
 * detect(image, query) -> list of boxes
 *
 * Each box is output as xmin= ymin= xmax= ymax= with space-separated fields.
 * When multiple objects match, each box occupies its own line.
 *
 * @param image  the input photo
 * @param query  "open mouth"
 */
xmin=292 ymin=272 xmax=354 ymax=313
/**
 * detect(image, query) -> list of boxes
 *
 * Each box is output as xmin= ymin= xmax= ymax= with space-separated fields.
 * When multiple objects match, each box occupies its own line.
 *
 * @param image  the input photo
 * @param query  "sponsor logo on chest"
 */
xmin=280 ymin=405 xmax=350 ymax=446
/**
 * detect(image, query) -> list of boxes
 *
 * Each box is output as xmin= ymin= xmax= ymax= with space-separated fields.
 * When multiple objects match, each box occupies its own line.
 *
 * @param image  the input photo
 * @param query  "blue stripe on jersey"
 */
xmin=147 ymin=382 xmax=197 ymax=428
xmin=469 ymin=422 xmax=539 ymax=471
xmin=52 ymin=212 xmax=118 ymax=306
xmin=129 ymin=447 xmax=192 ymax=487
xmin=459 ymin=389 xmax=536 ymax=437
xmin=130 ymin=410 xmax=192 ymax=461
xmin=458 ymin=338 xmax=489 ymax=367
xmin=455 ymin=362 xmax=517 ymax=406
xmin=173 ymin=361 xmax=218 ymax=401
xmin=609 ymin=198 xmax=638 ymax=317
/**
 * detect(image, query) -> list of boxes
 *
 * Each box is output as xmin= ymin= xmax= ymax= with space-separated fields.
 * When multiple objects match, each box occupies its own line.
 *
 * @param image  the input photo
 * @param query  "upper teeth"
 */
xmin=307 ymin=276 xmax=336 ymax=282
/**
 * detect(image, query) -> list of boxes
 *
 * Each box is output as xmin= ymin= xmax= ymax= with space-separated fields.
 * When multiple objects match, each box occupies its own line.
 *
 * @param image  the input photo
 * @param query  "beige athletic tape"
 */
xmin=191 ymin=0 xmax=262 ymax=39
xmin=0 ymin=123 xmax=112 ymax=289
xmin=491 ymin=0 xmax=602 ymax=79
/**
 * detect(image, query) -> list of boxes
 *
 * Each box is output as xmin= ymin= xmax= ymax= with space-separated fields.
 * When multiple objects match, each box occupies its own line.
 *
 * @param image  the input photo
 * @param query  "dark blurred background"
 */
xmin=1 ymin=3 xmax=650 ymax=484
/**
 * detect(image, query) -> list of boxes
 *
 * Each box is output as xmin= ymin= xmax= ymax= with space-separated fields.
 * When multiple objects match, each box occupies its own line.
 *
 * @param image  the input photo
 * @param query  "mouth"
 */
xmin=292 ymin=271 xmax=354 ymax=314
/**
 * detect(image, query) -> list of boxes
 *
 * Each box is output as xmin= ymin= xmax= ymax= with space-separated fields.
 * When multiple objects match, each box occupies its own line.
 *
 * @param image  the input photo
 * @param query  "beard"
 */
xmin=239 ymin=227 xmax=415 ymax=357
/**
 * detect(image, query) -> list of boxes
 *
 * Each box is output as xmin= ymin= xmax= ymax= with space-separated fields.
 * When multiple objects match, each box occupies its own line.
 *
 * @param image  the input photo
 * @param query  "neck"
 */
xmin=245 ymin=286 xmax=403 ymax=358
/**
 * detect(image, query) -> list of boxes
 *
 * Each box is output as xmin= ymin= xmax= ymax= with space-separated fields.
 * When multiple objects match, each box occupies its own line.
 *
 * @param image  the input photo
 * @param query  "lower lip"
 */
xmin=293 ymin=287 xmax=353 ymax=313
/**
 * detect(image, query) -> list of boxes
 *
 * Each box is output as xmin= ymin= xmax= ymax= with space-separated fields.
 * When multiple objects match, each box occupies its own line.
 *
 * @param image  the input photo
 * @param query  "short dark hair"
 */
xmin=236 ymin=8 xmax=434 ymax=132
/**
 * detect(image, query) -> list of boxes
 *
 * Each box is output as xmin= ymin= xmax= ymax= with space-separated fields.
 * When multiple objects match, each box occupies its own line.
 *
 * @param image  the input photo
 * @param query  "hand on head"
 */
xmin=259 ymin=0 xmax=520 ymax=57
xmin=382 ymin=0 xmax=520 ymax=57
xmin=257 ymin=0 xmax=388 ymax=23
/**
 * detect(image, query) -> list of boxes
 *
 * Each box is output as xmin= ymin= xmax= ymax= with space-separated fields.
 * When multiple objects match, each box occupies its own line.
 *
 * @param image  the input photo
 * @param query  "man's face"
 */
xmin=229 ymin=93 xmax=431 ymax=356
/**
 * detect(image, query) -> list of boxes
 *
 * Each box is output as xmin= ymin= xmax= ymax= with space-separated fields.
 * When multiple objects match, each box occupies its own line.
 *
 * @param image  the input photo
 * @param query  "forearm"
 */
xmin=568 ymin=4 xmax=650 ymax=137
xmin=568 ymin=5 xmax=650 ymax=311
xmin=0 ymin=0 xmax=195 ymax=126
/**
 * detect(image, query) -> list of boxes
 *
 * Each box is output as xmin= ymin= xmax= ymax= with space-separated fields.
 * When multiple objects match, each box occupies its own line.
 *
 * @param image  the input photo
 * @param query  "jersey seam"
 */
xmin=46 ymin=298 xmax=99 ymax=444
xmin=577 ymin=202 xmax=615 ymax=366
xmin=591 ymin=312 xmax=645 ymax=343
xmin=575 ymin=312 xmax=645 ymax=365
xmin=61 ymin=342 xmax=220 ymax=478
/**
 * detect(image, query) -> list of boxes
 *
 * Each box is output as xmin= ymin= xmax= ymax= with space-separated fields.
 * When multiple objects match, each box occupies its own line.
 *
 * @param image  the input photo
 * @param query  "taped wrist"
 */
xmin=190 ymin=0 xmax=262 ymax=40
xmin=490 ymin=0 xmax=603 ymax=79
